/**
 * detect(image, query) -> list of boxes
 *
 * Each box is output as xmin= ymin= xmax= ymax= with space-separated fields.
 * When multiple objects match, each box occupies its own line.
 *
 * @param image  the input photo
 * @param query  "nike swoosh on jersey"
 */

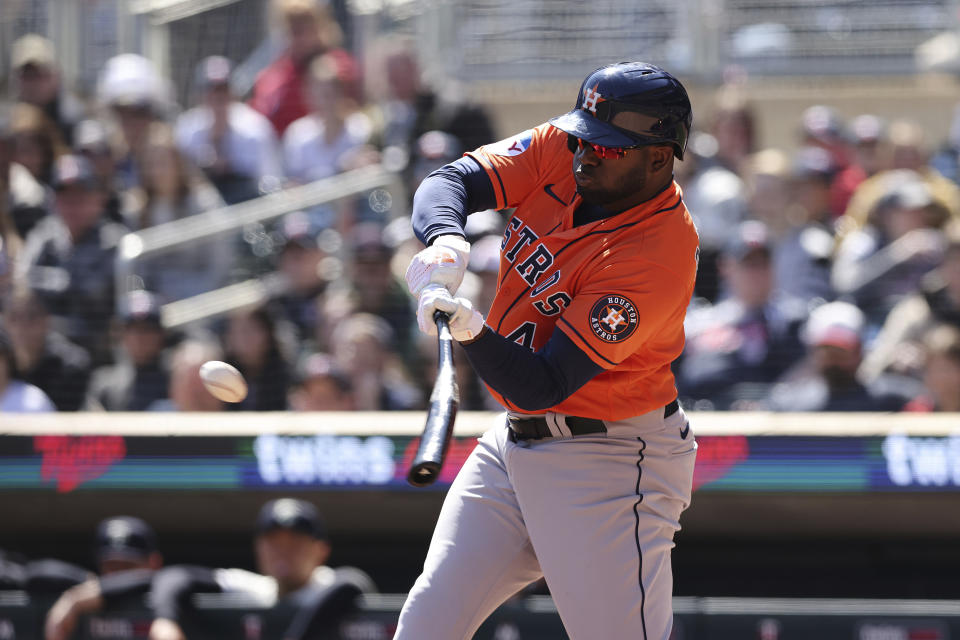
xmin=679 ymin=421 xmax=690 ymax=439
xmin=543 ymin=183 xmax=568 ymax=205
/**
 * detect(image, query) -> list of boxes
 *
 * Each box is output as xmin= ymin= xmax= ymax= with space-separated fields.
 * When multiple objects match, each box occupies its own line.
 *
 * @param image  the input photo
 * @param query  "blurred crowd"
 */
xmin=675 ymin=92 xmax=960 ymax=412
xmin=1 ymin=0 xmax=959 ymax=415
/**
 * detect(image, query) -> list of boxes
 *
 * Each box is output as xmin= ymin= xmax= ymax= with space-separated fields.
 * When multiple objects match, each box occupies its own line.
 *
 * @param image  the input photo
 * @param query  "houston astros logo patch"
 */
xmin=590 ymin=295 xmax=638 ymax=342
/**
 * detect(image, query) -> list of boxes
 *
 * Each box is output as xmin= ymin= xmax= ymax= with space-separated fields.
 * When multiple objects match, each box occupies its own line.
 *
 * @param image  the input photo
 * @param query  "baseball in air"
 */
xmin=199 ymin=361 xmax=248 ymax=403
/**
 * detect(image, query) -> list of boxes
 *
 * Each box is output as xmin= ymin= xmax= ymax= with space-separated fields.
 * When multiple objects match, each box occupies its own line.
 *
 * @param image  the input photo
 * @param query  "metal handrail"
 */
xmin=114 ymin=164 xmax=405 ymax=326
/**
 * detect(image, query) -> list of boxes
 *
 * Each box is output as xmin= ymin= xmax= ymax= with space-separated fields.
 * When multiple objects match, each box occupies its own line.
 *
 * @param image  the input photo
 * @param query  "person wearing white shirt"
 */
xmin=175 ymin=56 xmax=283 ymax=204
xmin=282 ymin=53 xmax=373 ymax=185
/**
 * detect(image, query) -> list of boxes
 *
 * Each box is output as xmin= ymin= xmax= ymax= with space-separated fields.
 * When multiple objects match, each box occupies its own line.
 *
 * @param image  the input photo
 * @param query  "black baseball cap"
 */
xmin=95 ymin=516 xmax=158 ymax=563
xmin=256 ymin=498 xmax=327 ymax=540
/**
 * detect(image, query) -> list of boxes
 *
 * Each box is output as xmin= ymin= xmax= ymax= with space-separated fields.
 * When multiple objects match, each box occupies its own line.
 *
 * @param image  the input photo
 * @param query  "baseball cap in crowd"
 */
xmin=11 ymin=34 xmax=55 ymax=71
xmin=73 ymin=119 xmax=111 ymax=155
xmin=95 ymin=516 xmax=158 ymax=564
xmin=278 ymin=210 xmax=321 ymax=252
xmin=195 ymin=56 xmax=232 ymax=89
xmin=256 ymin=498 xmax=328 ymax=540
xmin=52 ymin=154 xmax=99 ymax=191
xmin=120 ymin=290 xmax=163 ymax=327
xmin=352 ymin=222 xmax=390 ymax=261
xmin=804 ymin=301 xmax=864 ymax=351
xmin=800 ymin=105 xmax=846 ymax=145
xmin=850 ymin=114 xmax=886 ymax=145
xmin=98 ymin=54 xmax=168 ymax=113
xmin=792 ymin=146 xmax=836 ymax=182
xmin=876 ymin=176 xmax=935 ymax=212
xmin=724 ymin=220 xmax=773 ymax=261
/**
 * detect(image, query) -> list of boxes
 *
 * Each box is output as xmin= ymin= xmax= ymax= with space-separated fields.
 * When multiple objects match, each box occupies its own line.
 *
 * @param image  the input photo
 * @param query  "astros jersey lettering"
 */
xmin=467 ymin=123 xmax=699 ymax=420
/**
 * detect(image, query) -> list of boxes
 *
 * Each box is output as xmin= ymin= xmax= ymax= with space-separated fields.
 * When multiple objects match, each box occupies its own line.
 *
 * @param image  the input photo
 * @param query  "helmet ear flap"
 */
xmin=566 ymin=134 xmax=579 ymax=153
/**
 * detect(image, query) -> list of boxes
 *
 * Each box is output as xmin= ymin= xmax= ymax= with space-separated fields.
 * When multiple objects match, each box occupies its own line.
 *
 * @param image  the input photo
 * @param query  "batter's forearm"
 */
xmin=461 ymin=328 xmax=603 ymax=411
xmin=412 ymin=157 xmax=497 ymax=246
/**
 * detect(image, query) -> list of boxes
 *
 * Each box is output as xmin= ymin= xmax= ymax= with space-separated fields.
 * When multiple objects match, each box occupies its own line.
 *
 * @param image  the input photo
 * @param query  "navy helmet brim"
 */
xmin=548 ymin=109 xmax=641 ymax=148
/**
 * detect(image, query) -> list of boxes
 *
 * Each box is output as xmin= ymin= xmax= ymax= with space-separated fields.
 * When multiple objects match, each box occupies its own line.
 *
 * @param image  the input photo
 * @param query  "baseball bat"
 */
xmin=407 ymin=311 xmax=460 ymax=487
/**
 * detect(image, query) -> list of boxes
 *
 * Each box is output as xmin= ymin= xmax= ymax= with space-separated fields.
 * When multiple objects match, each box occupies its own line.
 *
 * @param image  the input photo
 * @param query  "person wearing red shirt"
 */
xmin=250 ymin=0 xmax=358 ymax=135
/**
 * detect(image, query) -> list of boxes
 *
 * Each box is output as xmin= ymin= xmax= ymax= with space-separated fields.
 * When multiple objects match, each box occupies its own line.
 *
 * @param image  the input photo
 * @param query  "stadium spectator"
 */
xmin=347 ymin=222 xmax=415 ymax=353
xmin=0 ymin=109 xmax=22 ymax=300
xmin=772 ymin=146 xmax=838 ymax=303
xmin=16 ymin=154 xmax=126 ymax=365
xmin=44 ymin=516 xmax=163 ymax=640
xmin=73 ymin=119 xmax=125 ymax=225
xmin=0 ymin=323 xmax=55 ymax=411
xmin=709 ymin=86 xmax=757 ymax=175
xmin=799 ymin=104 xmax=850 ymax=174
xmin=176 ymin=56 xmax=283 ymax=204
xmin=829 ymin=114 xmax=891 ymax=218
xmin=330 ymin=312 xmax=420 ymax=410
xmin=370 ymin=37 xmax=495 ymax=158
xmin=151 ymin=338 xmax=224 ymax=411
xmin=251 ymin=0 xmax=358 ymax=135
xmin=9 ymin=34 xmax=85 ymax=143
xmin=271 ymin=210 xmax=339 ymax=345
xmin=147 ymin=498 xmax=373 ymax=640
xmin=839 ymin=121 xmax=960 ymax=241
xmin=678 ymin=220 xmax=806 ymax=409
xmin=124 ymin=123 xmax=230 ymax=302
xmin=904 ymin=324 xmax=960 ymax=412
xmin=832 ymin=174 xmax=950 ymax=323
xmin=288 ymin=351 xmax=354 ymax=410
xmin=681 ymin=131 xmax=749 ymax=303
xmin=85 ymin=290 xmax=170 ymax=411
xmin=223 ymin=305 xmax=291 ymax=411
xmin=768 ymin=301 xmax=907 ymax=411
xmin=1 ymin=103 xmax=50 ymax=240
xmin=860 ymin=223 xmax=960 ymax=382
xmin=9 ymin=101 xmax=67 ymax=191
xmin=282 ymin=52 xmax=373 ymax=185
xmin=97 ymin=54 xmax=170 ymax=193
xmin=3 ymin=288 xmax=91 ymax=411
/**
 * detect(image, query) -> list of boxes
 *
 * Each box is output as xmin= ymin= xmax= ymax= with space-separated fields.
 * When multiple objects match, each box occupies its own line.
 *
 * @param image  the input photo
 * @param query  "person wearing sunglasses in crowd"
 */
xmin=396 ymin=62 xmax=699 ymax=639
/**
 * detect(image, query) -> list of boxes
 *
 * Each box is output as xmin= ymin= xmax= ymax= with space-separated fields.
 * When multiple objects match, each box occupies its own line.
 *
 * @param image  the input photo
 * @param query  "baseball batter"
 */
xmin=398 ymin=62 xmax=699 ymax=640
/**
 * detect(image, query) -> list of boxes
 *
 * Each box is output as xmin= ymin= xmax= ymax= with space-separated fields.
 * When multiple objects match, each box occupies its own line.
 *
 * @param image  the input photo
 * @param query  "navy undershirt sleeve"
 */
xmin=412 ymin=156 xmax=497 ymax=246
xmin=461 ymin=327 xmax=605 ymax=411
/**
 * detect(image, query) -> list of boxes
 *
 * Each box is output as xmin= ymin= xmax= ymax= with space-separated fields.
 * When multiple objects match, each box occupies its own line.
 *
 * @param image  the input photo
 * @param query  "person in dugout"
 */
xmin=147 ymin=498 xmax=374 ymax=640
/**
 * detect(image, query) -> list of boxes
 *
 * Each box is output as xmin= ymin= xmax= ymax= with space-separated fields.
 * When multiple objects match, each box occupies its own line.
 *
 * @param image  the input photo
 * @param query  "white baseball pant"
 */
xmin=394 ymin=404 xmax=696 ymax=640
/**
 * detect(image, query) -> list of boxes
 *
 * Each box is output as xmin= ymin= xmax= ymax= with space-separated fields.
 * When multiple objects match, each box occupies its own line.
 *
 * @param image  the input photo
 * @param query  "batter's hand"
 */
xmin=405 ymin=235 xmax=471 ymax=298
xmin=418 ymin=284 xmax=485 ymax=342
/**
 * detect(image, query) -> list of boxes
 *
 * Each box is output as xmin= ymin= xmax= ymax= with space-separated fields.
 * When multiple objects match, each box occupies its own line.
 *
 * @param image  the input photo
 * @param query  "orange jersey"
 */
xmin=467 ymin=123 xmax=699 ymax=421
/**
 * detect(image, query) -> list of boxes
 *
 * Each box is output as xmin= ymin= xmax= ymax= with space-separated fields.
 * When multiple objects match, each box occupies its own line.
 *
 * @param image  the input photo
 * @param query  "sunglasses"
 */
xmin=572 ymin=136 xmax=635 ymax=160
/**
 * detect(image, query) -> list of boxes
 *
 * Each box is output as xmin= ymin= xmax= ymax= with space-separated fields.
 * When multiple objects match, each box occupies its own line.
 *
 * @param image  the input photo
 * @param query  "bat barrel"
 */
xmin=406 ymin=312 xmax=460 ymax=487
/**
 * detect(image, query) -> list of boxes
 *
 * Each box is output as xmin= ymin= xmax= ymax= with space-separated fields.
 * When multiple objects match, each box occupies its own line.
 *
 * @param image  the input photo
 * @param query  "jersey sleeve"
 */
xmin=466 ymin=123 xmax=565 ymax=209
xmin=556 ymin=260 xmax=691 ymax=369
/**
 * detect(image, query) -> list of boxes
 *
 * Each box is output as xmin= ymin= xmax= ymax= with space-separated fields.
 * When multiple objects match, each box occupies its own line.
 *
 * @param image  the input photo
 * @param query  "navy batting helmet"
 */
xmin=549 ymin=62 xmax=693 ymax=160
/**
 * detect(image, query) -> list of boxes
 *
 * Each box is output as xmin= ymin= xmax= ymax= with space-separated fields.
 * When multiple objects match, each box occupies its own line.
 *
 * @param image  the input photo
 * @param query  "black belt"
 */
xmin=507 ymin=399 xmax=679 ymax=442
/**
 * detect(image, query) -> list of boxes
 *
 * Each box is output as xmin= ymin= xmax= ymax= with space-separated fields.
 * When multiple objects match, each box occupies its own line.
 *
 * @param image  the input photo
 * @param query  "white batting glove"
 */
xmin=405 ymin=234 xmax=471 ymax=298
xmin=417 ymin=284 xmax=486 ymax=342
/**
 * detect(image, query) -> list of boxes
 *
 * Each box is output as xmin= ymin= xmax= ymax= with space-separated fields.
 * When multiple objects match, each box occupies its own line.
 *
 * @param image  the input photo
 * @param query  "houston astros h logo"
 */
xmin=582 ymin=84 xmax=602 ymax=114
xmin=590 ymin=295 xmax=638 ymax=342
